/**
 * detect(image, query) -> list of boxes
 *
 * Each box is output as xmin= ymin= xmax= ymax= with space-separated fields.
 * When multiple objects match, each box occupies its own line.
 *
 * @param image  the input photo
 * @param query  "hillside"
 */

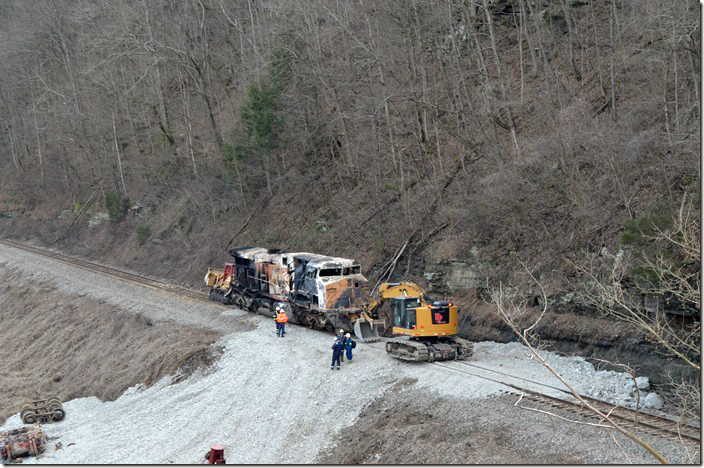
xmin=0 ymin=0 xmax=700 ymax=413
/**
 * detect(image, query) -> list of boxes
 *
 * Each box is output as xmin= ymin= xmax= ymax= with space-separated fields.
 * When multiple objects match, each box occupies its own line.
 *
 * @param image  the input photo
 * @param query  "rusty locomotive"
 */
xmin=206 ymin=247 xmax=370 ymax=333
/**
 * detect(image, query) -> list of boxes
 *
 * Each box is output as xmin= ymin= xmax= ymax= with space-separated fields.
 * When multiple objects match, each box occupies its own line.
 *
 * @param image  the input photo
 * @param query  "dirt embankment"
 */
xmin=318 ymin=384 xmax=633 ymax=464
xmin=0 ymin=268 xmax=222 ymax=425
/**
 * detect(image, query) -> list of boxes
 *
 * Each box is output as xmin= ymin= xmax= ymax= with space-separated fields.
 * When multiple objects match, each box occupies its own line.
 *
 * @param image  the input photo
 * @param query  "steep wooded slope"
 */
xmin=0 ymin=1 xmax=699 ymax=378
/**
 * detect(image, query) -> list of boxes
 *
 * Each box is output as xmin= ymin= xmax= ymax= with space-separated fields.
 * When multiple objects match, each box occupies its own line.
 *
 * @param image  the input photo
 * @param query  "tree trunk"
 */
xmin=111 ymin=110 xmax=128 ymax=196
xmin=560 ymin=0 xmax=582 ymax=81
xmin=141 ymin=0 xmax=173 ymax=146
xmin=179 ymin=69 xmax=198 ymax=177
xmin=482 ymin=0 xmax=521 ymax=158
xmin=30 ymin=85 xmax=44 ymax=184
xmin=609 ymin=0 xmax=618 ymax=121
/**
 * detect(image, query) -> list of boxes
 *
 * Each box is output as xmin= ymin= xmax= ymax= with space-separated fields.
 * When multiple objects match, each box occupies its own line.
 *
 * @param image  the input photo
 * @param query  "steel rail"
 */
xmin=0 ymin=238 xmax=207 ymax=302
xmin=432 ymin=361 xmax=700 ymax=445
xmin=456 ymin=360 xmax=700 ymax=438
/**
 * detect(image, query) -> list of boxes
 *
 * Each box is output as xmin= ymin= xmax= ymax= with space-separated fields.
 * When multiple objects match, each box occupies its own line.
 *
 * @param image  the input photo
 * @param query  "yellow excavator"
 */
xmin=353 ymin=282 xmax=473 ymax=362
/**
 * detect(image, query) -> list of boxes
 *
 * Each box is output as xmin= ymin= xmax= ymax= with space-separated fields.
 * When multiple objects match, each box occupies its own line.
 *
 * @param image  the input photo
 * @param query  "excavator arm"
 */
xmin=366 ymin=282 xmax=427 ymax=314
xmin=353 ymin=282 xmax=427 ymax=342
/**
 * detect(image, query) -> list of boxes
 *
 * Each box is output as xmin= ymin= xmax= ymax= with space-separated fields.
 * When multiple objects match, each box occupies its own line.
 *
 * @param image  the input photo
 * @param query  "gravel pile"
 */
xmin=0 ymin=243 xmax=697 ymax=464
xmin=473 ymin=342 xmax=666 ymax=410
xmin=3 ymin=317 xmax=400 ymax=464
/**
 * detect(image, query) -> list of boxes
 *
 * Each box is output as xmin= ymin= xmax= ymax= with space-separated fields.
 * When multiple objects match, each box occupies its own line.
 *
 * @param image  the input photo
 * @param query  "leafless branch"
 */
xmin=490 ymin=264 xmax=670 ymax=463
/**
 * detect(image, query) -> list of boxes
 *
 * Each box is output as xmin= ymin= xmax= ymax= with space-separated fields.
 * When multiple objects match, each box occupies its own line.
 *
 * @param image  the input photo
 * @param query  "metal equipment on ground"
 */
xmin=20 ymin=398 xmax=65 ymax=424
xmin=0 ymin=425 xmax=47 ymax=462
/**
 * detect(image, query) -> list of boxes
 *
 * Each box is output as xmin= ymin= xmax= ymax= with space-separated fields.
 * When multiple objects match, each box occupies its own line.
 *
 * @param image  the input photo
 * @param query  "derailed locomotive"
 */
xmin=205 ymin=247 xmax=370 ymax=333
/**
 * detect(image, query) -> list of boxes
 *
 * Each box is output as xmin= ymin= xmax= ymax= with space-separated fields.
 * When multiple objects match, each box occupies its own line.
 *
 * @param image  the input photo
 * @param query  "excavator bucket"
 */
xmin=353 ymin=318 xmax=384 ymax=342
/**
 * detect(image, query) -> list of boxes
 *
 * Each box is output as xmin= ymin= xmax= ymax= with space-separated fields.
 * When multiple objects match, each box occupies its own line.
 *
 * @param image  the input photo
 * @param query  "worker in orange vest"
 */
xmin=275 ymin=307 xmax=288 ymax=338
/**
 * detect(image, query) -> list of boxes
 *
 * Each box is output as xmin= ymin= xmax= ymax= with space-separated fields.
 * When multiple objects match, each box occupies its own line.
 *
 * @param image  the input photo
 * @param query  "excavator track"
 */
xmin=385 ymin=337 xmax=429 ymax=361
xmin=446 ymin=336 xmax=474 ymax=360
xmin=385 ymin=336 xmax=474 ymax=362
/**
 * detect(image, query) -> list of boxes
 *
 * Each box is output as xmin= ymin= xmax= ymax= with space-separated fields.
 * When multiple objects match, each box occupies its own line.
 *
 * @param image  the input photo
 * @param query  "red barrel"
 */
xmin=206 ymin=445 xmax=225 ymax=464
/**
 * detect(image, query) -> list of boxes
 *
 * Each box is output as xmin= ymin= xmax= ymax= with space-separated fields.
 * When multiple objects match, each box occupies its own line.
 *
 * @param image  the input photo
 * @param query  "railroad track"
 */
xmin=0 ymin=238 xmax=206 ymax=302
xmin=432 ymin=360 xmax=701 ymax=446
xmin=2 ymin=238 xmax=700 ymax=446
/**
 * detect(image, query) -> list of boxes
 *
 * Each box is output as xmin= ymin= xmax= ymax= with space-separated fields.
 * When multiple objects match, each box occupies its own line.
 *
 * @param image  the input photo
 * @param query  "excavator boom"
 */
xmin=352 ymin=282 xmax=425 ymax=342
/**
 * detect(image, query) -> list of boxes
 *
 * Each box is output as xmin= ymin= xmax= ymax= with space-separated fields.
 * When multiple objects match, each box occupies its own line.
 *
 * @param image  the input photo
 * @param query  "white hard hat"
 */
xmin=339 ymin=329 xmax=344 ymax=334
xmin=275 ymin=306 xmax=280 ymax=310
xmin=345 ymin=333 xmax=351 ymax=338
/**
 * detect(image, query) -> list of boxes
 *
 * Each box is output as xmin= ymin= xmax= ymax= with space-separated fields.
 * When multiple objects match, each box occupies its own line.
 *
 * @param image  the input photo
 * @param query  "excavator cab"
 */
xmin=391 ymin=297 xmax=421 ymax=330
xmin=392 ymin=298 xmax=458 ymax=338
xmin=386 ymin=298 xmax=472 ymax=361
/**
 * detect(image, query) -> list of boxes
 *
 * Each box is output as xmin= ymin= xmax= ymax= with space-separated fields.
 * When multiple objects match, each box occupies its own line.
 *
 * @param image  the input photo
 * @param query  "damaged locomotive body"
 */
xmin=215 ymin=247 xmax=370 ymax=332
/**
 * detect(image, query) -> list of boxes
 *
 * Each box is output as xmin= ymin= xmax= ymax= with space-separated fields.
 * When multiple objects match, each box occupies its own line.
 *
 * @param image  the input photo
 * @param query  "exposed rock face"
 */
xmin=422 ymin=257 xmax=700 ymax=393
xmin=424 ymin=256 xmax=484 ymax=296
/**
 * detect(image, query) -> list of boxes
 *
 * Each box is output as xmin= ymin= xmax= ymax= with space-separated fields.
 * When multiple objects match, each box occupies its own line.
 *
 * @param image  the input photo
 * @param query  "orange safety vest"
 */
xmin=275 ymin=312 xmax=288 ymax=323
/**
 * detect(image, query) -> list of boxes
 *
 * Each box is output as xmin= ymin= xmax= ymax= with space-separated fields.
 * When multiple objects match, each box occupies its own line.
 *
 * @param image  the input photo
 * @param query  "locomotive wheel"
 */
xmin=22 ymin=411 xmax=37 ymax=424
xmin=48 ymin=403 xmax=62 ymax=413
xmin=20 ymin=402 xmax=34 ymax=412
xmin=52 ymin=408 xmax=66 ymax=421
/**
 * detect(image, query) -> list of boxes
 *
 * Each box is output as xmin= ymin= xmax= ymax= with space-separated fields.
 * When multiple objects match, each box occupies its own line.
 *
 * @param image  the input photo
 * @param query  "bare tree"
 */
xmin=609 ymin=0 xmax=619 ymax=121
xmin=490 ymin=267 xmax=670 ymax=464
xmin=574 ymin=194 xmax=700 ymax=371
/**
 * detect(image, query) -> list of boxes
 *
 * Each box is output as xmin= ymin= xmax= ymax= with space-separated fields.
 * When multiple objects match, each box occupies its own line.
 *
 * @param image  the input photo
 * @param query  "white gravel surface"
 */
xmin=0 ymin=242 xmax=698 ymax=464
xmin=465 ymin=342 xmax=666 ymax=409
xmin=2 ymin=326 xmax=691 ymax=464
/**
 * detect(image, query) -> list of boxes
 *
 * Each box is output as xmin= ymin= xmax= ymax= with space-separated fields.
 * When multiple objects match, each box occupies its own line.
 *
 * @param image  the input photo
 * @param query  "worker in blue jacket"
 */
xmin=337 ymin=329 xmax=346 ymax=361
xmin=331 ymin=337 xmax=344 ymax=370
xmin=343 ymin=333 xmax=356 ymax=361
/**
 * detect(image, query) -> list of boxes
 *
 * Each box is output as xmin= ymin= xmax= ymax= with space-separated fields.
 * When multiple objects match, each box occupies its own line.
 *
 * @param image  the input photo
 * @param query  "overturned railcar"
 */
xmin=206 ymin=247 xmax=370 ymax=332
